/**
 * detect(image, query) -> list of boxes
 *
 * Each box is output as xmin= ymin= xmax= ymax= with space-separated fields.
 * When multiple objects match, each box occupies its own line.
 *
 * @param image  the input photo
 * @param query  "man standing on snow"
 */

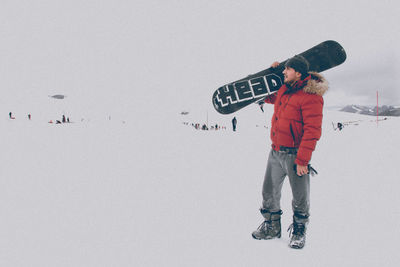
xmin=252 ymin=55 xmax=328 ymax=249
xmin=232 ymin=116 xmax=237 ymax=131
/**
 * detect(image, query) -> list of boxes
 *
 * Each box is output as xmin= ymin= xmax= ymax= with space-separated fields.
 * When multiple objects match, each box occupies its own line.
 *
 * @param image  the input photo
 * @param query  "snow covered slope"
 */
xmin=0 ymin=106 xmax=399 ymax=267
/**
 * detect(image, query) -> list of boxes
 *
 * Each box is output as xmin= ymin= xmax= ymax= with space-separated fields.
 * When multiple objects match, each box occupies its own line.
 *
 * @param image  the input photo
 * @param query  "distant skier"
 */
xmin=232 ymin=117 xmax=237 ymax=131
xmin=62 ymin=115 xmax=66 ymax=123
xmin=28 ymin=114 xmax=31 ymax=120
xmin=252 ymin=55 xmax=328 ymax=249
xmin=337 ymin=122 xmax=343 ymax=131
xmin=9 ymin=112 xmax=15 ymax=119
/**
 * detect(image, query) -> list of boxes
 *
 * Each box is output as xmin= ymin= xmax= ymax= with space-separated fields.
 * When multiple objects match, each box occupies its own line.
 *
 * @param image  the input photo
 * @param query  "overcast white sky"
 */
xmin=1 ymin=0 xmax=399 ymax=118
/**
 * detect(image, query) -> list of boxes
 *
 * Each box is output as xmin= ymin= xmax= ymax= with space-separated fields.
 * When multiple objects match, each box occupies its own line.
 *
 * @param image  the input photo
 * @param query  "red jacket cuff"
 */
xmin=295 ymin=158 xmax=309 ymax=166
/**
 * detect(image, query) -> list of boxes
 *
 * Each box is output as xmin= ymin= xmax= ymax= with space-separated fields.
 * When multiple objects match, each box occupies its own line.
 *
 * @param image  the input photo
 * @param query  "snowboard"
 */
xmin=212 ymin=40 xmax=347 ymax=114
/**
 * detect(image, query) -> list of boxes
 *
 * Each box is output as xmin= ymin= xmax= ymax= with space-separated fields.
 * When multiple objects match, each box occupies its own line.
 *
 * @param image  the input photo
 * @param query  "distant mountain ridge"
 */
xmin=340 ymin=105 xmax=400 ymax=116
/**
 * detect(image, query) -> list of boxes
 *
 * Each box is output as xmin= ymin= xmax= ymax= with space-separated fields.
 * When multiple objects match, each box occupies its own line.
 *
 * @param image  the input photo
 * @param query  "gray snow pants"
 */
xmin=262 ymin=149 xmax=310 ymax=224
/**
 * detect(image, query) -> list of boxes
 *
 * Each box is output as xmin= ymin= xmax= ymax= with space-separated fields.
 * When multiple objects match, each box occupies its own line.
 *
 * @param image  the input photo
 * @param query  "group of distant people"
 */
xmin=50 ymin=115 xmax=70 ymax=124
xmin=182 ymin=116 xmax=241 ymax=132
xmin=8 ymin=112 xmax=71 ymax=124
xmin=182 ymin=122 xmax=227 ymax=131
xmin=333 ymin=118 xmax=388 ymax=131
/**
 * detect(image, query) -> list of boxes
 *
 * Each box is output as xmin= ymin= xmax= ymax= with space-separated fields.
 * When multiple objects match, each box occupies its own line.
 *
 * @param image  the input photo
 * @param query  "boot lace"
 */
xmin=287 ymin=222 xmax=305 ymax=237
xmin=257 ymin=220 xmax=272 ymax=232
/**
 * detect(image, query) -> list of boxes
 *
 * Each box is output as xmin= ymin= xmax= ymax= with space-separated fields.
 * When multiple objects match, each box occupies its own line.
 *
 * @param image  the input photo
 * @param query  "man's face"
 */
xmin=283 ymin=67 xmax=301 ymax=85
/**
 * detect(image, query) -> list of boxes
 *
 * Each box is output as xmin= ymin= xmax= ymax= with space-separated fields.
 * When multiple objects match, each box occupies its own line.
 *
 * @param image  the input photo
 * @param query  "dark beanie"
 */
xmin=285 ymin=55 xmax=309 ymax=76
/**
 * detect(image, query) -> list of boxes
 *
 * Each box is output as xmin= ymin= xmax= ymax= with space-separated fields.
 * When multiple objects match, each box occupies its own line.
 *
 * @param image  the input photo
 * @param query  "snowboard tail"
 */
xmin=212 ymin=40 xmax=346 ymax=114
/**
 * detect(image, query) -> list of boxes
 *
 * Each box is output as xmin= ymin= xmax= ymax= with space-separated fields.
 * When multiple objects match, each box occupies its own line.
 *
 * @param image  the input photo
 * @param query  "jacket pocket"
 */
xmin=289 ymin=123 xmax=296 ymax=146
xmin=290 ymin=121 xmax=304 ymax=147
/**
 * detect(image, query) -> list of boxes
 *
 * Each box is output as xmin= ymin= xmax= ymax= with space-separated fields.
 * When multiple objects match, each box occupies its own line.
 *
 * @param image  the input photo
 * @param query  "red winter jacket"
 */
xmin=265 ymin=72 xmax=328 ymax=166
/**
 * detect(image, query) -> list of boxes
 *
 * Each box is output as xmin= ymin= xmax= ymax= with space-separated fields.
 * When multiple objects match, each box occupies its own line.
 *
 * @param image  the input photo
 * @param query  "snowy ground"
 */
xmin=1 ymin=105 xmax=399 ymax=267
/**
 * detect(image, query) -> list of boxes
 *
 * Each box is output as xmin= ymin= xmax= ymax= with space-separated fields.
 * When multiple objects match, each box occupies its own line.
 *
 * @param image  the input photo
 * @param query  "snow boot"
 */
xmin=252 ymin=209 xmax=282 ymax=240
xmin=288 ymin=220 xmax=307 ymax=249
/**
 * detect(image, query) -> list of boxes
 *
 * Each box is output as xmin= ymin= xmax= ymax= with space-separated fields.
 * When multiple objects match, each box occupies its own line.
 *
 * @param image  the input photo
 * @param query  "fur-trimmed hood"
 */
xmin=303 ymin=72 xmax=329 ymax=96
